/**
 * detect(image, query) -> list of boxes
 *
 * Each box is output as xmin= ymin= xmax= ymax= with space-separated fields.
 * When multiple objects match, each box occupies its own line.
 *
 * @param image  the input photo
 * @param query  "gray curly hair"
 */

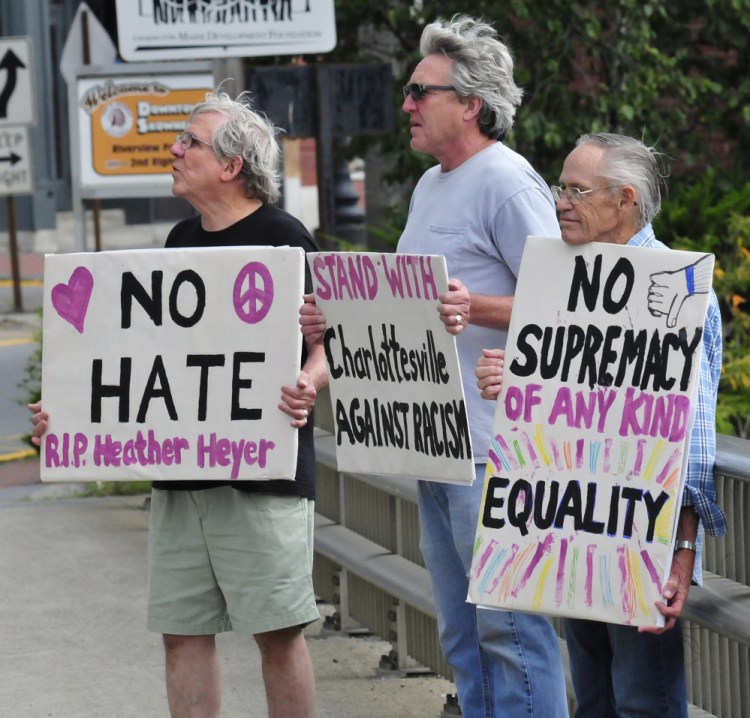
xmin=190 ymin=90 xmax=281 ymax=204
xmin=420 ymin=15 xmax=523 ymax=140
xmin=576 ymin=132 xmax=669 ymax=228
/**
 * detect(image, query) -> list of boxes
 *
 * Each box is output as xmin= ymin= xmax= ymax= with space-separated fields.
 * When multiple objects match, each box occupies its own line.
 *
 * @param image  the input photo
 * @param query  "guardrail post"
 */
xmin=441 ymin=693 xmax=462 ymax=716
xmin=335 ymin=568 xmax=363 ymax=634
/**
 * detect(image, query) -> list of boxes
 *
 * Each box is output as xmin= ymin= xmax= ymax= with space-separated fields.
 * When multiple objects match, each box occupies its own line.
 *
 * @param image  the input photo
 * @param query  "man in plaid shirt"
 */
xmin=476 ymin=132 xmax=726 ymax=718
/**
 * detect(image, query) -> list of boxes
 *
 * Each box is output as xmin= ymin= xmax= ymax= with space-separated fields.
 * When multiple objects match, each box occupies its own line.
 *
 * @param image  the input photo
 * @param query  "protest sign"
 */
xmin=40 ymin=247 xmax=304 ymax=482
xmin=468 ymin=236 xmax=714 ymax=626
xmin=309 ymin=251 xmax=474 ymax=483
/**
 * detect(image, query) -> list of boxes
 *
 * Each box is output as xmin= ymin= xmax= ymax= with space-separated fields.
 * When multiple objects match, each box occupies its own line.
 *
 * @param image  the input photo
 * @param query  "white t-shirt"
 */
xmin=398 ymin=142 xmax=560 ymax=462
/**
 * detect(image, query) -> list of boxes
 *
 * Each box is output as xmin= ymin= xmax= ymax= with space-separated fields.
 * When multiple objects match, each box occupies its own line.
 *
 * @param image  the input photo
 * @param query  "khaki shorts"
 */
xmin=147 ymin=487 xmax=319 ymax=635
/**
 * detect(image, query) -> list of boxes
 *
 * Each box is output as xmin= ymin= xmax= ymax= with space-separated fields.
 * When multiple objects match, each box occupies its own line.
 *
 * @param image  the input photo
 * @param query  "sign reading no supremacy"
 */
xmin=310 ymin=252 xmax=474 ymax=483
xmin=468 ymin=237 xmax=714 ymax=627
xmin=41 ymin=247 xmax=304 ymax=482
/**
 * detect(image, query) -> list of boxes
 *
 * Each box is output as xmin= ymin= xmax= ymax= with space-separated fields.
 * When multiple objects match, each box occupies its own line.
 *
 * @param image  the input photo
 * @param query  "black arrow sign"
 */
xmin=0 ymin=152 xmax=22 ymax=165
xmin=0 ymin=49 xmax=26 ymax=119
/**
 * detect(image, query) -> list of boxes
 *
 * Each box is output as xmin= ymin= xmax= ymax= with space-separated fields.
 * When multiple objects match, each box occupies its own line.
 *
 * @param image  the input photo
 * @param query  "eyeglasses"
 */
xmin=402 ymin=83 xmax=457 ymax=101
xmin=175 ymin=131 xmax=212 ymax=150
xmin=550 ymin=185 xmax=617 ymax=204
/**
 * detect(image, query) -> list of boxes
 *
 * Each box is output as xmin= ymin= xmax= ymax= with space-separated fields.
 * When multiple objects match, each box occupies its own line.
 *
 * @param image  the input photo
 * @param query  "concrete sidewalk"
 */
xmin=0 ymin=463 xmax=453 ymax=718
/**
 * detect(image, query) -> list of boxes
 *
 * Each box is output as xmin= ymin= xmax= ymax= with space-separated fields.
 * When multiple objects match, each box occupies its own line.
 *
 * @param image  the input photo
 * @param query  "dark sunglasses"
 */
xmin=402 ymin=83 xmax=457 ymax=101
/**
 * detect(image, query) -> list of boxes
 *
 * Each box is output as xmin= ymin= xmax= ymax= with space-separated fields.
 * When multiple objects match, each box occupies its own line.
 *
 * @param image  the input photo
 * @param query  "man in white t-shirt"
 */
xmin=302 ymin=15 xmax=567 ymax=718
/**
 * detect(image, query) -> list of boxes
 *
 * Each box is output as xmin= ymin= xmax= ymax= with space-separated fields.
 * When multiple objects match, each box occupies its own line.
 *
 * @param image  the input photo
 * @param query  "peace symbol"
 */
xmin=233 ymin=261 xmax=275 ymax=324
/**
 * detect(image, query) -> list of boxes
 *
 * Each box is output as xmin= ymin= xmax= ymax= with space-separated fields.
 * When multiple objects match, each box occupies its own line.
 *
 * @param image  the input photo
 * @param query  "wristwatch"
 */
xmin=674 ymin=540 xmax=697 ymax=552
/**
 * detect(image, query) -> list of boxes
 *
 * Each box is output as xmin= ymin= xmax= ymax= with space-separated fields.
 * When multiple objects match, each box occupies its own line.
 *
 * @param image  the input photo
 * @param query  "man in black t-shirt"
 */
xmin=31 ymin=90 xmax=327 ymax=718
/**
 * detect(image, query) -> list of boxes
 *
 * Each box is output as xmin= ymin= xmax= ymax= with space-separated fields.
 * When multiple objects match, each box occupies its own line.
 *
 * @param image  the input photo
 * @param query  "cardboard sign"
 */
xmin=310 ymin=252 xmax=474 ymax=483
xmin=41 ymin=247 xmax=304 ymax=482
xmin=468 ymin=237 xmax=714 ymax=627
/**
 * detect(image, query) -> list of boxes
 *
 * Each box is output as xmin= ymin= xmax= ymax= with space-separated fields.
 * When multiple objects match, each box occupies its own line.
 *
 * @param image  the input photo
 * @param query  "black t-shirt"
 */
xmin=152 ymin=203 xmax=318 ymax=499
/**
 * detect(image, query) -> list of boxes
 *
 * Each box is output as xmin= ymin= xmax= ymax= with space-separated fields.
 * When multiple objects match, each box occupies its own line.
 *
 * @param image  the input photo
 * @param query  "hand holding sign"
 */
xmin=437 ymin=278 xmax=470 ymax=335
xmin=299 ymin=293 xmax=327 ymax=346
xmin=279 ymin=370 xmax=317 ymax=428
xmin=475 ymin=348 xmax=505 ymax=401
xmin=28 ymin=401 xmax=48 ymax=447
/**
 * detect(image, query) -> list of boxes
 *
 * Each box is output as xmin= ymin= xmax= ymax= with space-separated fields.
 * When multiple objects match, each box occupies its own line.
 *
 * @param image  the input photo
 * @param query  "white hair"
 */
xmin=191 ymin=90 xmax=282 ymax=204
xmin=576 ymin=132 xmax=669 ymax=227
xmin=420 ymin=15 xmax=523 ymax=140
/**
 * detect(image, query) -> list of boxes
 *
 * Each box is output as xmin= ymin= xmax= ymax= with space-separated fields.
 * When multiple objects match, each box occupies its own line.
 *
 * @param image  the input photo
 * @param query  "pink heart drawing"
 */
xmin=51 ymin=266 xmax=94 ymax=334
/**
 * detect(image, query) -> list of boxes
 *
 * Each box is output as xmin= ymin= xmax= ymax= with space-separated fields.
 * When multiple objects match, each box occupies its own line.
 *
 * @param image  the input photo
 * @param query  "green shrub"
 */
xmin=655 ymin=175 xmax=750 ymax=437
xmin=17 ymin=308 xmax=42 ymax=452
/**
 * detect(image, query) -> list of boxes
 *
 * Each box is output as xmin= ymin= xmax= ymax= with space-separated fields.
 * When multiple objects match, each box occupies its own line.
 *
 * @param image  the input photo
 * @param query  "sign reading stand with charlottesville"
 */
xmin=40 ymin=247 xmax=304 ymax=482
xmin=468 ymin=237 xmax=714 ymax=627
xmin=309 ymin=252 xmax=474 ymax=484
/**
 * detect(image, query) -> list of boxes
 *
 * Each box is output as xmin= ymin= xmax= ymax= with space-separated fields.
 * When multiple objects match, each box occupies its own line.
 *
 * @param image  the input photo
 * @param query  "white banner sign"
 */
xmin=469 ymin=237 xmax=713 ymax=627
xmin=310 ymin=252 xmax=474 ymax=484
xmin=41 ymin=247 xmax=304 ymax=482
xmin=116 ymin=0 xmax=336 ymax=61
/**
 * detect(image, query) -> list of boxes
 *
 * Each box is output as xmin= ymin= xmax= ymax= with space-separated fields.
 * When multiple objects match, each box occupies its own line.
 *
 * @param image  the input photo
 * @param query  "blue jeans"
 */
xmin=418 ymin=466 xmax=568 ymax=718
xmin=564 ymin=618 xmax=687 ymax=718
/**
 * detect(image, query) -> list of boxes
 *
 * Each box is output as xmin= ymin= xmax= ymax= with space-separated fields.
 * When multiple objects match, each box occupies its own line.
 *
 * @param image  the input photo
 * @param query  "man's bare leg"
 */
xmin=163 ymin=634 xmax=221 ymax=718
xmin=255 ymin=626 xmax=315 ymax=718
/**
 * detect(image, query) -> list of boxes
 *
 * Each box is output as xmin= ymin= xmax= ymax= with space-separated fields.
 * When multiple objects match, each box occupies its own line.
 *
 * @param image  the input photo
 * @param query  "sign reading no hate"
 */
xmin=41 ymin=247 xmax=305 ymax=482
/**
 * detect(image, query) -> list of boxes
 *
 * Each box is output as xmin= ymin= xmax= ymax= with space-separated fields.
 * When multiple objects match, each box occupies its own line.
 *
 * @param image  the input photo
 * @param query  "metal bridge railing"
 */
xmin=312 ymin=390 xmax=750 ymax=718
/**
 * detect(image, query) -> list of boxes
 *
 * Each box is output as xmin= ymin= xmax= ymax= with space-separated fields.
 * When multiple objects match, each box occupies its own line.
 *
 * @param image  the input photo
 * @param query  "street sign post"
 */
xmin=0 ymin=36 xmax=36 ymax=312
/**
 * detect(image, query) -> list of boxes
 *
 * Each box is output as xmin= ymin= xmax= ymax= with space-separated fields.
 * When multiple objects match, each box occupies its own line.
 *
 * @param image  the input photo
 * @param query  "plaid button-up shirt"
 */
xmin=628 ymin=225 xmax=727 ymax=583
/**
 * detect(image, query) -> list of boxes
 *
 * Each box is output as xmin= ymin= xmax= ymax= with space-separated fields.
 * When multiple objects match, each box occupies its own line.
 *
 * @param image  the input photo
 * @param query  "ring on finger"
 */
xmin=455 ymin=315 xmax=463 ymax=325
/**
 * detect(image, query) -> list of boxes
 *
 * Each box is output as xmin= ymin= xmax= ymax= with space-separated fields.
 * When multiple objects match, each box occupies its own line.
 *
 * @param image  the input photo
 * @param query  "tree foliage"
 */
xmin=330 ymin=0 xmax=750 ymax=187
xmin=654 ymin=176 xmax=750 ymax=437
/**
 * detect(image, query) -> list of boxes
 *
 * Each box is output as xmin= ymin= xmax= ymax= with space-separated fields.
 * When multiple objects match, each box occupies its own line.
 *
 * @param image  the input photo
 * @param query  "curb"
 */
xmin=0 ymin=447 xmax=37 ymax=463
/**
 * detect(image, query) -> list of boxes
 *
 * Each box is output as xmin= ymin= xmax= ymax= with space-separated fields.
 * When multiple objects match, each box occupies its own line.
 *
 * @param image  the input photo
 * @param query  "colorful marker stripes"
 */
xmin=473 ymin=531 xmax=660 ymax=624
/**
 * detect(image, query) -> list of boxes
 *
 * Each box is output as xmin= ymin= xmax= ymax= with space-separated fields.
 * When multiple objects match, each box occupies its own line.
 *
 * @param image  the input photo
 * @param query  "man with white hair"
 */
xmin=33 ymin=90 xmax=327 ymax=718
xmin=303 ymin=15 xmax=569 ymax=717
xmin=398 ymin=17 xmax=568 ymax=717
xmin=476 ymin=132 xmax=726 ymax=717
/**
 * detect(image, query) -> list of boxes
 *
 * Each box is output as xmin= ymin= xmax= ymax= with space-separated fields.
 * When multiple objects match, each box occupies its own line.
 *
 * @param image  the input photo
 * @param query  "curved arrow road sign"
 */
xmin=0 ymin=37 xmax=35 ymax=126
